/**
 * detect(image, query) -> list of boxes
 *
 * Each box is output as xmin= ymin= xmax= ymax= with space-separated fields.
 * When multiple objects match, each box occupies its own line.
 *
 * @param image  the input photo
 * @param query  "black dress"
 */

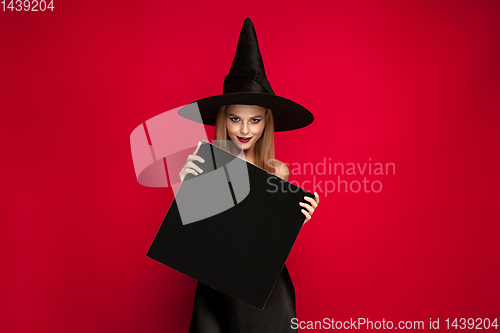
xmin=189 ymin=265 xmax=297 ymax=333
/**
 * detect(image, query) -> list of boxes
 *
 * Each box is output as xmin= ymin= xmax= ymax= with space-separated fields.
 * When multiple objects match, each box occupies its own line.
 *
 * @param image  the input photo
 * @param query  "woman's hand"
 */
xmin=300 ymin=192 xmax=320 ymax=225
xmin=179 ymin=141 xmax=205 ymax=183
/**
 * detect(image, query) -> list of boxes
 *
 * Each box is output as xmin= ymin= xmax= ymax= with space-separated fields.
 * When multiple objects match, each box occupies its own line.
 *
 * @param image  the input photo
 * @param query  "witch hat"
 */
xmin=178 ymin=18 xmax=314 ymax=131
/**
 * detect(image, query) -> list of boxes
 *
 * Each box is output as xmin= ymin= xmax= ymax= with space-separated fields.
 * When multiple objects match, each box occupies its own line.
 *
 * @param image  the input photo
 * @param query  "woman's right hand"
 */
xmin=179 ymin=141 xmax=205 ymax=183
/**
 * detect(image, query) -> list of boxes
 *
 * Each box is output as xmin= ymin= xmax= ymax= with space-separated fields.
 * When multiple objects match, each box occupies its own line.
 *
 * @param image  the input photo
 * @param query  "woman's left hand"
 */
xmin=300 ymin=192 xmax=320 ymax=225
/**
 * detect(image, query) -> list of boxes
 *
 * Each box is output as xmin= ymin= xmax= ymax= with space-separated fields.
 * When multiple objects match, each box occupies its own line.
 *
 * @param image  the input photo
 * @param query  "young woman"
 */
xmin=176 ymin=18 xmax=319 ymax=332
xmin=179 ymin=104 xmax=319 ymax=218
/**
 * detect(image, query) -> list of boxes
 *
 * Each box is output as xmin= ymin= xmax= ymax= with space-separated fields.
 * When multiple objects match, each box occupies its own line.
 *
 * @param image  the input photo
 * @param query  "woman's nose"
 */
xmin=241 ymin=123 xmax=249 ymax=134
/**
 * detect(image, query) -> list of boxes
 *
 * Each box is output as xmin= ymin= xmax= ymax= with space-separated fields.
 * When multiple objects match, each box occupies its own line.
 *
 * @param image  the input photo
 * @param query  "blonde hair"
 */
xmin=213 ymin=105 xmax=276 ymax=175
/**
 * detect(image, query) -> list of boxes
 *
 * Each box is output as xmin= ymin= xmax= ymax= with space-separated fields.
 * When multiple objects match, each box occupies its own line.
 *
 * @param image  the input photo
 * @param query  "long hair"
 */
xmin=213 ymin=105 xmax=276 ymax=175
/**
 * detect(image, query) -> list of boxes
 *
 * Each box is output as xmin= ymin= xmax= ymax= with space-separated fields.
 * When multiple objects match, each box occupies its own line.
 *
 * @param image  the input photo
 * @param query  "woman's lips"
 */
xmin=237 ymin=136 xmax=252 ymax=143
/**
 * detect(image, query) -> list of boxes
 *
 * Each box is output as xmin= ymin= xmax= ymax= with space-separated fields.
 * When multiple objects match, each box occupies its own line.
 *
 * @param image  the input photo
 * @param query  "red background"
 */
xmin=1 ymin=0 xmax=499 ymax=332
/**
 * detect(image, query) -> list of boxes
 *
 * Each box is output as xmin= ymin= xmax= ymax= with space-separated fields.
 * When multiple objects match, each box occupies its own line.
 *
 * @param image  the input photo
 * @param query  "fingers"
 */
xmin=185 ymin=168 xmax=199 ymax=176
xmin=301 ymin=193 xmax=319 ymax=225
xmin=299 ymin=201 xmax=314 ymax=215
xmin=187 ymin=154 xmax=205 ymax=164
xmin=180 ymin=141 xmax=206 ymax=181
xmin=303 ymin=195 xmax=318 ymax=209
xmin=187 ymin=161 xmax=203 ymax=174
xmin=188 ymin=142 xmax=205 ymax=166
xmin=193 ymin=141 xmax=202 ymax=155
xmin=301 ymin=209 xmax=311 ymax=224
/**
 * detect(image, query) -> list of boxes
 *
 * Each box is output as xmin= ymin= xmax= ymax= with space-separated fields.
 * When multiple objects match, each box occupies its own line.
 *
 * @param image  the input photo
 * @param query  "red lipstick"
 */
xmin=237 ymin=136 xmax=252 ymax=143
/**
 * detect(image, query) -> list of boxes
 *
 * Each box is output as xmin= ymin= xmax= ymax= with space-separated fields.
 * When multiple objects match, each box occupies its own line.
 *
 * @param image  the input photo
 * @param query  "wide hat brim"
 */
xmin=178 ymin=92 xmax=314 ymax=132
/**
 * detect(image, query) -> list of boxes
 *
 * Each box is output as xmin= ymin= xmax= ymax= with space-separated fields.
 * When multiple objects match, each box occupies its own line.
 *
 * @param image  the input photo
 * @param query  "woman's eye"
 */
xmin=229 ymin=117 xmax=260 ymax=123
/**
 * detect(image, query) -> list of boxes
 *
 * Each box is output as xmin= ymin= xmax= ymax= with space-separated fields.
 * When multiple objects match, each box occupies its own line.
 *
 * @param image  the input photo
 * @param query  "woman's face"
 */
xmin=226 ymin=104 xmax=266 ymax=150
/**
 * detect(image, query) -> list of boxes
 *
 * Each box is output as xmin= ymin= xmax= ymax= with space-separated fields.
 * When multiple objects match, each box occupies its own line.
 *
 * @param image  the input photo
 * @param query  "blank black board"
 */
xmin=147 ymin=140 xmax=314 ymax=310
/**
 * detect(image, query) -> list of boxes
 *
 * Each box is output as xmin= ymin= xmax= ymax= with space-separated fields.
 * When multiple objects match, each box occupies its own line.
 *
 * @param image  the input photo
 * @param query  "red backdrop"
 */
xmin=1 ymin=1 xmax=499 ymax=332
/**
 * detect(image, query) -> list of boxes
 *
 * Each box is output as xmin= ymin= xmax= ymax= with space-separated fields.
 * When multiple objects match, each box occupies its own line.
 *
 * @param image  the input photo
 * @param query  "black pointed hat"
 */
xmin=178 ymin=18 xmax=314 ymax=132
